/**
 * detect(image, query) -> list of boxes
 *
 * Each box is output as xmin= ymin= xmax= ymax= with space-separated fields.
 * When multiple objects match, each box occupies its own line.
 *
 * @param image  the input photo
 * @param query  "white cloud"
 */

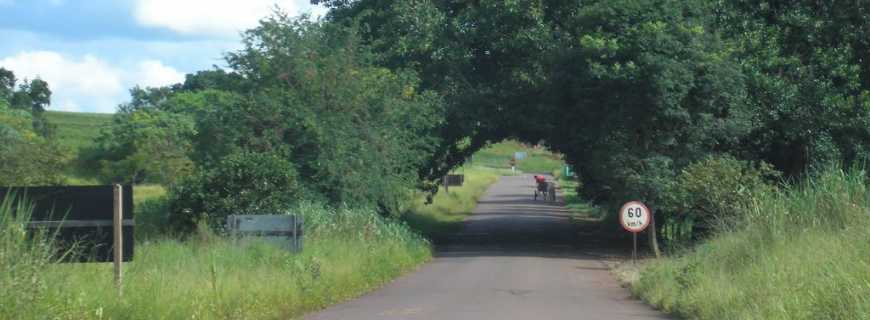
xmin=0 ymin=51 xmax=185 ymax=113
xmin=135 ymin=60 xmax=185 ymax=88
xmin=134 ymin=0 xmax=328 ymax=38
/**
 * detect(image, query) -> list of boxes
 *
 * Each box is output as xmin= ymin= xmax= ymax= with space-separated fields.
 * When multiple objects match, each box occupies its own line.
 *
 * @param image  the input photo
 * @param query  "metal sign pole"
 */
xmin=113 ymin=184 xmax=123 ymax=298
xmin=632 ymin=232 xmax=637 ymax=265
xmin=620 ymin=201 xmax=650 ymax=266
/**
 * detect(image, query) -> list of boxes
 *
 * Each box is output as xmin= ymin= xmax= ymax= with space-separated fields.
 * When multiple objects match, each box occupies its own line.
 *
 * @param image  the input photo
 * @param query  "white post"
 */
xmin=113 ymin=184 xmax=123 ymax=297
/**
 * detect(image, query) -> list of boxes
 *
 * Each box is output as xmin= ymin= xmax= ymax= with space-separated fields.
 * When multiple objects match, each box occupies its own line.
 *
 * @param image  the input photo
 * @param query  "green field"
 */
xmin=45 ymin=111 xmax=112 ymax=150
xmin=44 ymin=111 xmax=113 ymax=184
xmin=471 ymin=140 xmax=564 ymax=174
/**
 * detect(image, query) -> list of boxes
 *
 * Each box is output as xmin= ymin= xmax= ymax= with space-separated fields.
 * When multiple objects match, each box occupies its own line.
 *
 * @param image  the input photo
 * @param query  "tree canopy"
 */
xmin=0 ymin=68 xmax=67 ymax=186
xmin=86 ymin=0 xmax=869 ymax=229
xmin=316 ymin=0 xmax=870 ymax=210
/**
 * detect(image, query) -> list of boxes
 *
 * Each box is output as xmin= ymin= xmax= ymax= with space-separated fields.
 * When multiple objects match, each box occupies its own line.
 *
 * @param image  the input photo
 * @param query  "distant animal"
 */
xmin=547 ymin=181 xmax=556 ymax=201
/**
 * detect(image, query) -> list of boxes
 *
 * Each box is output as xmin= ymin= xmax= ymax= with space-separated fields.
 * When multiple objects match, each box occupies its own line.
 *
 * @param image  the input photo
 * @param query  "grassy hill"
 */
xmin=45 ymin=111 xmax=113 ymax=184
xmin=45 ymin=111 xmax=112 ymax=150
xmin=471 ymin=140 xmax=564 ymax=174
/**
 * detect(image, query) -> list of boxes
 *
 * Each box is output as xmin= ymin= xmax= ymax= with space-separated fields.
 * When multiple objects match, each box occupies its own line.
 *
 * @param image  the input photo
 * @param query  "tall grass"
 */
xmin=0 ymin=194 xmax=61 ymax=317
xmin=0 ymin=198 xmax=431 ymax=319
xmin=634 ymin=168 xmax=870 ymax=319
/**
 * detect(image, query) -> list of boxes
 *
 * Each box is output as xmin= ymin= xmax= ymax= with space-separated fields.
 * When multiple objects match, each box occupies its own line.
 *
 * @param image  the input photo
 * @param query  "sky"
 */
xmin=0 ymin=0 xmax=328 ymax=113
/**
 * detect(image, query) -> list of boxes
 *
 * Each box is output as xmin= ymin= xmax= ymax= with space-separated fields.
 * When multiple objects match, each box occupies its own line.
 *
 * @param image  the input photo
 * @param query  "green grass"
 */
xmin=1 ymin=199 xmax=431 ymax=319
xmin=403 ymin=166 xmax=505 ymax=238
xmin=134 ymin=184 xmax=166 ymax=205
xmin=555 ymin=174 xmax=604 ymax=220
xmin=132 ymin=185 xmax=169 ymax=241
xmin=633 ymin=168 xmax=870 ymax=320
xmin=470 ymin=140 xmax=564 ymax=174
xmin=45 ymin=111 xmax=113 ymax=183
xmin=45 ymin=111 xmax=112 ymax=151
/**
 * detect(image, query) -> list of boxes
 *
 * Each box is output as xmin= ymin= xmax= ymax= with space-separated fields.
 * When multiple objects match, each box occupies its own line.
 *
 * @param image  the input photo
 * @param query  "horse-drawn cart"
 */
xmin=533 ymin=176 xmax=556 ymax=202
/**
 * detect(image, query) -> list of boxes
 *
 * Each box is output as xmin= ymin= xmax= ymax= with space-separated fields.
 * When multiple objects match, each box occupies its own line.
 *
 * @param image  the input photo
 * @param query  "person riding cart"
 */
xmin=534 ymin=175 xmax=548 ymax=200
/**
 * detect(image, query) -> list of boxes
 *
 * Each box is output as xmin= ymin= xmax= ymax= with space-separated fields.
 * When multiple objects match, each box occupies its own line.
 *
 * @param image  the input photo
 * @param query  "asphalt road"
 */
xmin=306 ymin=174 xmax=669 ymax=320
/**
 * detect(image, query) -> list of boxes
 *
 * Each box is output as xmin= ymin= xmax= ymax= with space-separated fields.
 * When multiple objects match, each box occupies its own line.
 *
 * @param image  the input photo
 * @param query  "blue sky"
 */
xmin=0 ymin=0 xmax=326 ymax=113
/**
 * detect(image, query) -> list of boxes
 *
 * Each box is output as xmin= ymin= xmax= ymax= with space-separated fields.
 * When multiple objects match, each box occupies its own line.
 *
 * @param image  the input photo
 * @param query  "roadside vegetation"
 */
xmin=1 ymin=15 xmax=443 ymax=320
xmin=1 ymin=194 xmax=430 ymax=319
xmin=634 ymin=168 xmax=870 ymax=319
xmin=553 ymin=172 xmax=604 ymax=221
xmin=403 ymin=165 xmax=503 ymax=239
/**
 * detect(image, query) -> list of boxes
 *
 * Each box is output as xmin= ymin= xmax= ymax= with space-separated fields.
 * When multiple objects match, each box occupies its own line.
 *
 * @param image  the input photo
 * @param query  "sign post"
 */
xmin=619 ymin=201 xmax=651 ymax=265
xmin=113 ymin=184 xmax=123 ymax=297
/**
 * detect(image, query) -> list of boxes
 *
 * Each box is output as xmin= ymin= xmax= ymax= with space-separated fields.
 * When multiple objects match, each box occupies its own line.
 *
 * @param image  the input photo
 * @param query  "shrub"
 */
xmin=168 ymin=152 xmax=303 ymax=232
xmin=660 ymin=155 xmax=779 ymax=244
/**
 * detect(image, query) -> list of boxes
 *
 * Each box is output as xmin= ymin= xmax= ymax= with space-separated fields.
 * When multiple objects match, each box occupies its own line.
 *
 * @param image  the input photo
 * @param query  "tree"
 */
xmin=88 ymin=107 xmax=195 ymax=185
xmin=0 ymin=101 xmax=68 ymax=186
xmin=715 ymin=0 xmax=870 ymax=176
xmin=9 ymin=77 xmax=55 ymax=138
xmin=323 ymin=0 xmax=752 ymax=209
xmin=0 ymin=68 xmax=14 ymax=102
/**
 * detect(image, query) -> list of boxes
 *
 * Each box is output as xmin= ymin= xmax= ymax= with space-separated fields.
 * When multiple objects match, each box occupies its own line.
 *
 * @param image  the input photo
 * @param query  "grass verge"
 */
xmin=1 ymin=197 xmax=431 ymax=319
xmin=403 ymin=166 xmax=504 ymax=239
xmin=555 ymin=173 xmax=604 ymax=221
xmin=633 ymin=169 xmax=870 ymax=319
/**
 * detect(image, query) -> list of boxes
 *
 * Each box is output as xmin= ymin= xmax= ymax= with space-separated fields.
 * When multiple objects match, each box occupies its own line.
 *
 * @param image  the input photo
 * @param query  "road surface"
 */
xmin=306 ymin=174 xmax=669 ymax=320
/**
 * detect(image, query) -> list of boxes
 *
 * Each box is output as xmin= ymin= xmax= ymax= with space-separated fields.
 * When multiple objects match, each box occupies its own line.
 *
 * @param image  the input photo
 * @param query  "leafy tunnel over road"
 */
xmin=316 ymin=0 xmax=870 ymax=217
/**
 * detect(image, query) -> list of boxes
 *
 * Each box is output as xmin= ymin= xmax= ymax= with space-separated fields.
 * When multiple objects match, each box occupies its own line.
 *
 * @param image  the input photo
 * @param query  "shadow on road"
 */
xmin=434 ymin=174 xmax=649 ymax=259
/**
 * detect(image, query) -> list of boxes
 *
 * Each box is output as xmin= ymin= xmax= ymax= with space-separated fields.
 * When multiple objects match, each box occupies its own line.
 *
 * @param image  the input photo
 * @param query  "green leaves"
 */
xmin=88 ymin=104 xmax=196 ymax=185
xmin=0 ymin=72 xmax=68 ymax=186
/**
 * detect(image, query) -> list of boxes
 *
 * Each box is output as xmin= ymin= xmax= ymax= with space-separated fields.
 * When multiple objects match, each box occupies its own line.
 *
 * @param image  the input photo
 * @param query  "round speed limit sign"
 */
xmin=619 ymin=201 xmax=650 ymax=233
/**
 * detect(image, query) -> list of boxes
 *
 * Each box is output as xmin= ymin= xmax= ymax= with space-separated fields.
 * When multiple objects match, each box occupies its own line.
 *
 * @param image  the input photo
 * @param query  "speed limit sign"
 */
xmin=619 ymin=201 xmax=650 ymax=233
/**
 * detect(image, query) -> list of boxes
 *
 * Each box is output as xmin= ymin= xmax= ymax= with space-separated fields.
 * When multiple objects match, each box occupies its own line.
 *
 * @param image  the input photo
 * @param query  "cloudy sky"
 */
xmin=0 ymin=0 xmax=327 ymax=113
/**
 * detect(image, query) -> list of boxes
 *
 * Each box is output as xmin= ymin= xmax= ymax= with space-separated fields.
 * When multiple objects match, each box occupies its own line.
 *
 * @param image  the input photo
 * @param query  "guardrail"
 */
xmin=226 ymin=214 xmax=303 ymax=252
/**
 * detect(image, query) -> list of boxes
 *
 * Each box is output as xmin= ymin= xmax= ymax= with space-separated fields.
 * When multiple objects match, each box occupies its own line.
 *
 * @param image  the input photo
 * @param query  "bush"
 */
xmin=660 ymin=155 xmax=779 ymax=244
xmin=168 ymin=152 xmax=303 ymax=232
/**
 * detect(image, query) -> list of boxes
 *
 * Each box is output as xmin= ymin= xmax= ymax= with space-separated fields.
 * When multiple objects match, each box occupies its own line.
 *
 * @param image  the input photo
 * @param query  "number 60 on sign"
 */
xmin=619 ymin=201 xmax=650 ymax=233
